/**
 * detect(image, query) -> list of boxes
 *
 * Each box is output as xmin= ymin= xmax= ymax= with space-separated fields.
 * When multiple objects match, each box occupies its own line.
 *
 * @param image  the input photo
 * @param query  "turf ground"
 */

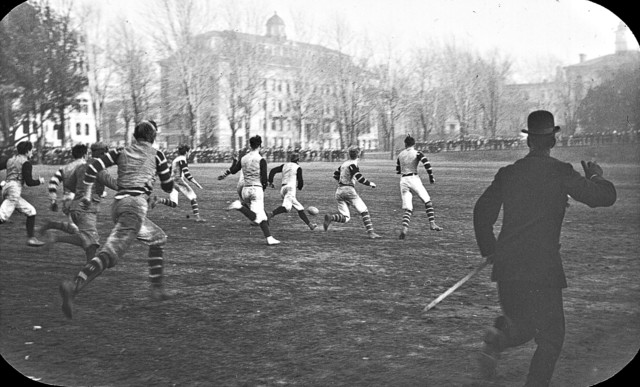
xmin=0 ymin=154 xmax=638 ymax=386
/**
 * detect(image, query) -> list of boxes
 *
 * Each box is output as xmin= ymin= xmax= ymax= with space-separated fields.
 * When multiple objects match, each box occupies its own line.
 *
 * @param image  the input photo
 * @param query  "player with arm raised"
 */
xmin=58 ymin=121 xmax=175 ymax=319
xmin=267 ymin=152 xmax=317 ymax=230
xmin=218 ymin=147 xmax=247 ymax=202
xmin=225 ymin=135 xmax=280 ymax=245
xmin=152 ymin=144 xmax=205 ymax=222
xmin=0 ymin=141 xmax=46 ymax=246
xmin=323 ymin=147 xmax=381 ymax=239
xmin=396 ymin=135 xmax=442 ymax=240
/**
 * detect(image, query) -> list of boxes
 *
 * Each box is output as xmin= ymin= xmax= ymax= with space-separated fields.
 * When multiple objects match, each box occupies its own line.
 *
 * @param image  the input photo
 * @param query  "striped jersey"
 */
xmin=333 ymin=159 xmax=373 ymax=187
xmin=48 ymin=158 xmax=86 ymax=200
xmin=396 ymin=147 xmax=434 ymax=180
xmin=231 ymin=150 xmax=267 ymax=188
xmin=268 ymin=162 xmax=303 ymax=189
xmin=171 ymin=155 xmax=194 ymax=183
xmin=84 ymin=140 xmax=173 ymax=197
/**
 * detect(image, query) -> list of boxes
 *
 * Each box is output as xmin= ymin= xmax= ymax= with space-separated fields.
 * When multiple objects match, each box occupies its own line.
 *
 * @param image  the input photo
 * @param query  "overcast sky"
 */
xmin=10 ymin=0 xmax=640 ymax=82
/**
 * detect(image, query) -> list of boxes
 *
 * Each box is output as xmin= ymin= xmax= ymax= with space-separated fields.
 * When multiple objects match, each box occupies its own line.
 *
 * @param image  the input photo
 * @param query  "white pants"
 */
xmin=335 ymin=186 xmax=367 ymax=222
xmin=280 ymin=185 xmax=304 ymax=212
xmin=0 ymin=181 xmax=36 ymax=221
xmin=400 ymin=175 xmax=431 ymax=211
xmin=242 ymin=185 xmax=267 ymax=223
xmin=170 ymin=180 xmax=197 ymax=204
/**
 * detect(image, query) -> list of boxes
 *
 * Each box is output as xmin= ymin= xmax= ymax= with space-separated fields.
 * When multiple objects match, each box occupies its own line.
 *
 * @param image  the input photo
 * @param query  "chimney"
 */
xmin=579 ymin=53 xmax=586 ymax=63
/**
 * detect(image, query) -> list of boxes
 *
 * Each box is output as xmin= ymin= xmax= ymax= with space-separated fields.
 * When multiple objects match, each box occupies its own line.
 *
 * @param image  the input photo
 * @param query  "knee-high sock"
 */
xmin=272 ymin=206 xmax=287 ymax=217
xmin=74 ymin=253 xmax=109 ymax=293
xmin=330 ymin=214 xmax=347 ymax=223
xmin=158 ymin=198 xmax=177 ymax=208
xmin=297 ymin=210 xmax=311 ymax=225
xmin=56 ymin=234 xmax=84 ymax=247
xmin=190 ymin=199 xmax=199 ymax=216
xmin=361 ymin=211 xmax=374 ymax=233
xmin=26 ymin=215 xmax=36 ymax=237
xmin=425 ymin=201 xmax=436 ymax=222
xmin=148 ymin=245 xmax=164 ymax=288
xmin=402 ymin=209 xmax=412 ymax=231
xmin=237 ymin=206 xmax=256 ymax=222
xmin=259 ymin=221 xmax=272 ymax=238
xmin=85 ymin=244 xmax=99 ymax=261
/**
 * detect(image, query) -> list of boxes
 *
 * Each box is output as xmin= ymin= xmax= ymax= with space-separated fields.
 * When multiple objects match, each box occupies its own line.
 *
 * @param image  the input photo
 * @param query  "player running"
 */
xmin=323 ymin=147 xmax=381 ymax=239
xmin=0 ymin=141 xmax=46 ymax=246
xmin=396 ymin=135 xmax=442 ymax=239
xmin=267 ymin=152 xmax=317 ymax=230
xmin=58 ymin=121 xmax=175 ymax=319
xmin=151 ymin=144 xmax=205 ymax=222
xmin=47 ymin=143 xmax=88 ymax=215
xmin=225 ymin=135 xmax=280 ymax=245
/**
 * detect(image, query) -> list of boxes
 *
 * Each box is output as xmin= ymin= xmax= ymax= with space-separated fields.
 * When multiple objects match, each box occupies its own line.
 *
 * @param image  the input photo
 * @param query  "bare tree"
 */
xmin=477 ymin=50 xmax=512 ymax=138
xmin=409 ymin=44 xmax=444 ymax=142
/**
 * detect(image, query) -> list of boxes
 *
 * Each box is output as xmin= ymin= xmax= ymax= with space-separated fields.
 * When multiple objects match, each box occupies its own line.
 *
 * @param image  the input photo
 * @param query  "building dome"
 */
xmin=267 ymin=13 xmax=285 ymax=26
xmin=266 ymin=12 xmax=286 ymax=40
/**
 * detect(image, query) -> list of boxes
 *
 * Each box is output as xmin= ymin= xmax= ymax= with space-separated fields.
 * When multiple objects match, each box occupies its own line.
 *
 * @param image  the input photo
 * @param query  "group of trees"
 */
xmin=1 ymin=0 xmax=87 ymax=151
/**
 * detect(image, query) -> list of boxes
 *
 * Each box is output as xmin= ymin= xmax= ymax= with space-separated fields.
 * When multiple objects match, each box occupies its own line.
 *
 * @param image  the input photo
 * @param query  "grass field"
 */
xmin=1 ymin=154 xmax=639 ymax=386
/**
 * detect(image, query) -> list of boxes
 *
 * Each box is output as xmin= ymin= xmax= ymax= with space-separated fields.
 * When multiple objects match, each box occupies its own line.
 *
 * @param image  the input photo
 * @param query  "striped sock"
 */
xmin=75 ymin=253 xmax=109 ymax=293
xmin=361 ymin=211 xmax=374 ymax=233
xmin=402 ymin=209 xmax=413 ymax=231
xmin=190 ymin=199 xmax=199 ymax=216
xmin=425 ymin=201 xmax=436 ymax=222
xmin=159 ymin=198 xmax=177 ymax=208
xmin=148 ymin=245 xmax=164 ymax=287
xmin=331 ymin=214 xmax=347 ymax=223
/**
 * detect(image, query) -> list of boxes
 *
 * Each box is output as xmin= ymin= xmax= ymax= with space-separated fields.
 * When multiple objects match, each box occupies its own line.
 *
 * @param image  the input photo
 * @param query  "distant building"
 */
xmin=159 ymin=13 xmax=380 ymax=151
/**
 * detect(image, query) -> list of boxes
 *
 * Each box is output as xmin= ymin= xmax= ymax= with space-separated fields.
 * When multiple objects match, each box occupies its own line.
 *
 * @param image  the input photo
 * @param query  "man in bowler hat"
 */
xmin=473 ymin=110 xmax=617 ymax=386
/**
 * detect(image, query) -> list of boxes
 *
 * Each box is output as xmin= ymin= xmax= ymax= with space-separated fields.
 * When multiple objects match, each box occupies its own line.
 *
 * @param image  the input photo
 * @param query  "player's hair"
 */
xmin=348 ymin=147 xmax=360 ymax=160
xmin=133 ymin=121 xmax=157 ymax=143
xmin=404 ymin=135 xmax=415 ymax=147
xmin=289 ymin=152 xmax=300 ymax=162
xmin=16 ymin=141 xmax=33 ymax=155
xmin=527 ymin=134 xmax=556 ymax=150
xmin=249 ymin=135 xmax=262 ymax=150
xmin=71 ymin=144 xmax=88 ymax=159
xmin=178 ymin=144 xmax=191 ymax=155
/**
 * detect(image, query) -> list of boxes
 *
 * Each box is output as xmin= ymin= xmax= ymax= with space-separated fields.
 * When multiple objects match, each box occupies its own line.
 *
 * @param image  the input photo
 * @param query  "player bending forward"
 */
xmin=323 ymin=148 xmax=381 ymax=239
xmin=226 ymin=135 xmax=280 ymax=245
xmin=396 ymin=135 xmax=442 ymax=240
xmin=58 ymin=121 xmax=175 ymax=319
xmin=0 ymin=141 xmax=46 ymax=246
xmin=267 ymin=152 xmax=317 ymax=230
xmin=152 ymin=144 xmax=205 ymax=222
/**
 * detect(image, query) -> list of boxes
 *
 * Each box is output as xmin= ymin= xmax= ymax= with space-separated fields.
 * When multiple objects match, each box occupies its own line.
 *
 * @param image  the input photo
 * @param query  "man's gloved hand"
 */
xmin=217 ymin=174 xmax=226 ymax=181
xmin=581 ymin=160 xmax=603 ymax=179
xmin=50 ymin=200 xmax=58 ymax=212
xmin=370 ymin=182 xmax=377 ymax=188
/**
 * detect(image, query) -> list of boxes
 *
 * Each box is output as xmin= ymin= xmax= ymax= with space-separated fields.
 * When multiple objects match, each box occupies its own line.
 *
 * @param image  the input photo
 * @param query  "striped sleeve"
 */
xmin=417 ymin=151 xmax=434 ymax=178
xmin=85 ymin=150 xmax=119 ymax=184
xmin=350 ymin=164 xmax=372 ymax=186
xmin=179 ymin=159 xmax=193 ymax=181
xmin=156 ymin=150 xmax=174 ymax=193
xmin=48 ymin=168 xmax=64 ymax=200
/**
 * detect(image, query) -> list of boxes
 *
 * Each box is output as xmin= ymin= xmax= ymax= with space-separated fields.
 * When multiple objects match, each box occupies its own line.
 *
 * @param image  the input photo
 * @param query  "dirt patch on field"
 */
xmin=1 ymin=161 xmax=638 ymax=386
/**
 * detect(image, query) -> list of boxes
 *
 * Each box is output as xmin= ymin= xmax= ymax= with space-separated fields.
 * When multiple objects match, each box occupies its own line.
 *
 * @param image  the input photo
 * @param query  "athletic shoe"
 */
xmin=59 ymin=280 xmax=76 ymax=319
xmin=399 ymin=232 xmax=406 ymax=240
xmin=430 ymin=222 xmax=443 ymax=231
xmin=226 ymin=200 xmax=243 ymax=211
xmin=150 ymin=286 xmax=172 ymax=301
xmin=368 ymin=232 xmax=382 ymax=239
xmin=266 ymin=236 xmax=281 ymax=245
xmin=323 ymin=214 xmax=332 ymax=231
xmin=27 ymin=237 xmax=45 ymax=247
xmin=195 ymin=217 xmax=206 ymax=222
xmin=309 ymin=223 xmax=318 ymax=230
xmin=150 ymin=195 xmax=159 ymax=210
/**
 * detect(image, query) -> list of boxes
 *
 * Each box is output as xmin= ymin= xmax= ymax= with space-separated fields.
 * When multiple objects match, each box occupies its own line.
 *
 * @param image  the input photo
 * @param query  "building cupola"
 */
xmin=615 ymin=22 xmax=628 ymax=53
xmin=266 ymin=12 xmax=286 ymax=40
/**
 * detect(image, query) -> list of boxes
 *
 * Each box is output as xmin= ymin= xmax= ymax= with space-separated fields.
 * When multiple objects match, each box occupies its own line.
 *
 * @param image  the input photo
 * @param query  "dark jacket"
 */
xmin=473 ymin=151 xmax=616 ymax=288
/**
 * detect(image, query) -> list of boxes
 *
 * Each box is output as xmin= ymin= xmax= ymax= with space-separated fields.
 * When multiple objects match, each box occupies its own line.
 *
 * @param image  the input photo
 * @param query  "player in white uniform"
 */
xmin=323 ymin=148 xmax=381 ymax=239
xmin=218 ymin=147 xmax=248 ymax=201
xmin=267 ymin=152 xmax=317 ymax=230
xmin=152 ymin=145 xmax=205 ymax=222
xmin=396 ymin=135 xmax=442 ymax=240
xmin=226 ymin=135 xmax=280 ymax=245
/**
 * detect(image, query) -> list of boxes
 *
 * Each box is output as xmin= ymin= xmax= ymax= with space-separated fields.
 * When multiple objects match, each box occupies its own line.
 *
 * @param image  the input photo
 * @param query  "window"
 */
xmin=85 ymin=124 xmax=90 ymax=135
xmin=22 ymin=120 xmax=29 ymax=134
xmin=271 ymin=120 xmax=276 ymax=131
xmin=76 ymin=123 xmax=81 ymax=135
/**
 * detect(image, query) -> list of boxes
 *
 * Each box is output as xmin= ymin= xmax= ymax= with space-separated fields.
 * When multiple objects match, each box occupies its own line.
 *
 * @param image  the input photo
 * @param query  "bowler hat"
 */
xmin=522 ymin=110 xmax=560 ymax=135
